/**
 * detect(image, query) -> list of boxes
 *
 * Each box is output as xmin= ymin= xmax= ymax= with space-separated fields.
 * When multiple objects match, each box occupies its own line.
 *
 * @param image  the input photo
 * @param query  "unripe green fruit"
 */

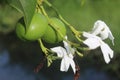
xmin=42 ymin=18 xmax=66 ymax=43
xmin=16 ymin=13 xmax=48 ymax=41
xmin=16 ymin=22 xmax=26 ymax=41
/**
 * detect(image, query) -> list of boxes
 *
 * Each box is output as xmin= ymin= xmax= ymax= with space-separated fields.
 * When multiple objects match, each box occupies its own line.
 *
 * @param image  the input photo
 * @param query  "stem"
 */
xmin=77 ymin=47 xmax=90 ymax=51
xmin=76 ymin=35 xmax=83 ymax=42
xmin=38 ymin=4 xmax=49 ymax=19
xmin=38 ymin=39 xmax=55 ymax=67
xmin=38 ymin=38 xmax=48 ymax=56
xmin=37 ymin=0 xmax=43 ymax=5
xmin=76 ymin=50 xmax=83 ymax=57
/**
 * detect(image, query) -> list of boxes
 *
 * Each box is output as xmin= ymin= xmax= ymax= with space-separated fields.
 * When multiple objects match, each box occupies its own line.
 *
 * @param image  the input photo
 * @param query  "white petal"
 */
xmin=69 ymin=58 xmax=76 ymax=73
xmin=100 ymin=42 xmax=114 ymax=64
xmin=83 ymin=38 xmax=101 ymax=49
xmin=68 ymin=52 xmax=74 ymax=59
xmin=103 ymin=24 xmax=114 ymax=43
xmin=83 ymin=32 xmax=103 ymax=40
xmin=51 ymin=46 xmax=66 ymax=57
xmin=83 ymin=32 xmax=95 ymax=38
xmin=64 ymin=36 xmax=68 ymax=39
xmin=63 ymin=36 xmax=71 ymax=53
xmin=63 ymin=41 xmax=70 ymax=52
xmin=99 ymin=24 xmax=109 ymax=40
xmin=63 ymin=40 xmax=75 ymax=55
xmin=60 ymin=56 xmax=70 ymax=72
xmin=100 ymin=25 xmax=114 ymax=45
xmin=91 ymin=20 xmax=105 ymax=35
xmin=100 ymin=29 xmax=109 ymax=40
xmin=91 ymin=20 xmax=114 ymax=45
xmin=108 ymin=31 xmax=114 ymax=45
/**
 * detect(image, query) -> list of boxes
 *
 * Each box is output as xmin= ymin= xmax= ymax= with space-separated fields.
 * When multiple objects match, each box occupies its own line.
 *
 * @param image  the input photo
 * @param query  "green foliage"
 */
xmin=7 ymin=0 xmax=37 ymax=28
xmin=0 ymin=4 xmax=21 ymax=34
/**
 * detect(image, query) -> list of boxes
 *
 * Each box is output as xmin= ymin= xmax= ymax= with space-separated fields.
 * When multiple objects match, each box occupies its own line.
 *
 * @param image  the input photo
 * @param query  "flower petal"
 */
xmin=91 ymin=20 xmax=105 ymax=35
xmin=69 ymin=58 xmax=76 ymax=73
xmin=63 ymin=36 xmax=71 ymax=53
xmin=108 ymin=31 xmax=114 ymax=45
xmin=60 ymin=56 xmax=70 ymax=72
xmin=100 ymin=42 xmax=114 ymax=64
xmin=51 ymin=46 xmax=66 ymax=57
xmin=83 ymin=32 xmax=94 ymax=38
xmin=100 ymin=25 xmax=114 ymax=45
xmin=63 ymin=40 xmax=75 ymax=55
xmin=68 ymin=52 xmax=74 ymax=59
xmin=100 ymin=28 xmax=109 ymax=40
xmin=83 ymin=38 xmax=101 ymax=49
xmin=63 ymin=40 xmax=70 ymax=53
xmin=91 ymin=20 xmax=114 ymax=45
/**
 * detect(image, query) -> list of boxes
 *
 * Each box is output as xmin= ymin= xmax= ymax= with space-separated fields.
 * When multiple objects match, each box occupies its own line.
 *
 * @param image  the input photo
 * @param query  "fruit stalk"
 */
xmin=38 ymin=38 xmax=48 ymax=56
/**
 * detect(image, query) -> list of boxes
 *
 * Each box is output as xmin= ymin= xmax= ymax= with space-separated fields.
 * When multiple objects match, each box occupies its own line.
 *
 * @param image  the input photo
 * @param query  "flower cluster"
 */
xmin=51 ymin=37 xmax=76 ymax=73
xmin=83 ymin=20 xmax=114 ymax=64
xmin=51 ymin=20 xmax=114 ymax=73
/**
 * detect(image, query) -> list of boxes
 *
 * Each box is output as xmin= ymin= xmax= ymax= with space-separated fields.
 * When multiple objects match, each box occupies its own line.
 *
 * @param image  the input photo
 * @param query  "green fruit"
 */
xmin=42 ymin=18 xmax=66 ymax=43
xmin=16 ymin=13 xmax=48 ymax=41
xmin=16 ymin=21 xmax=26 ymax=41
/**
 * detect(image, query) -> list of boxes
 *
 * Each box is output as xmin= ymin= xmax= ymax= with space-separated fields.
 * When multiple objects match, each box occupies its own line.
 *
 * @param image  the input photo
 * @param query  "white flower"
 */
xmin=91 ymin=20 xmax=114 ymax=45
xmin=51 ymin=38 xmax=76 ymax=73
xmin=83 ymin=32 xmax=114 ymax=64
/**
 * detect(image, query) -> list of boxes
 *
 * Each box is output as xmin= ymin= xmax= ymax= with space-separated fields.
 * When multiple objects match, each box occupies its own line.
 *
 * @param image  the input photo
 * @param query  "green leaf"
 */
xmin=8 ymin=0 xmax=37 ymax=28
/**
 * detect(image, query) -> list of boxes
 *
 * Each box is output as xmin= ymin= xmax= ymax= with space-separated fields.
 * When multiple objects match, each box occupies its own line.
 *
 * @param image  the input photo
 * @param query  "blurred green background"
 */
xmin=0 ymin=0 xmax=120 ymax=80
